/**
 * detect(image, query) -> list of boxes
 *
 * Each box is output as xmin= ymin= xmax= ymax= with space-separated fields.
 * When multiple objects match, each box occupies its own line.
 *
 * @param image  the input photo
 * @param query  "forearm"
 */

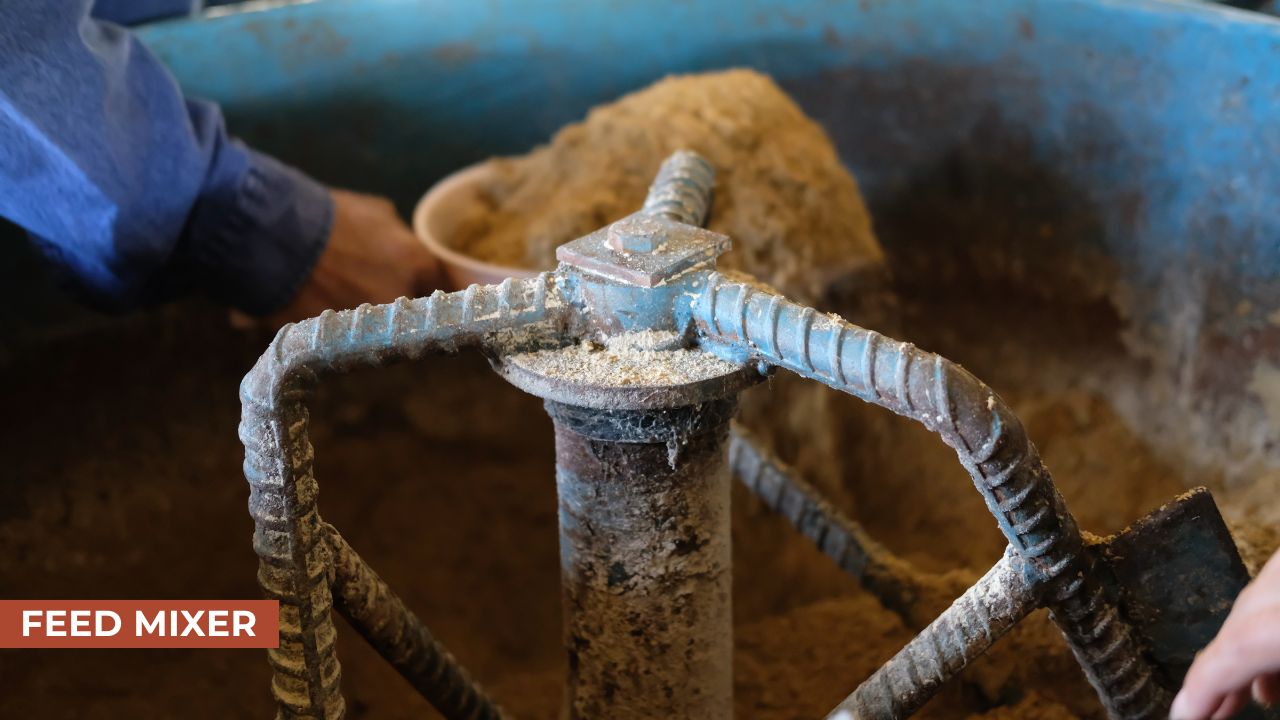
xmin=0 ymin=0 xmax=331 ymax=314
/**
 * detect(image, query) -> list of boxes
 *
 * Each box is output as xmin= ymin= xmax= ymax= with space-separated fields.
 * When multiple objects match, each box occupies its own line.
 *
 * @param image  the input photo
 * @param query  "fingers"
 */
xmin=1231 ymin=550 xmax=1280 ymax=617
xmin=1254 ymin=672 xmax=1280 ymax=707
xmin=1209 ymin=687 xmax=1250 ymax=720
xmin=1172 ymin=553 xmax=1280 ymax=720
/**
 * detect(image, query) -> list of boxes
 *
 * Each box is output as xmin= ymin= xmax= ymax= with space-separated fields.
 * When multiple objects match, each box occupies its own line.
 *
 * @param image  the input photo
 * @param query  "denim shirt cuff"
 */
xmin=186 ymin=143 xmax=333 ymax=316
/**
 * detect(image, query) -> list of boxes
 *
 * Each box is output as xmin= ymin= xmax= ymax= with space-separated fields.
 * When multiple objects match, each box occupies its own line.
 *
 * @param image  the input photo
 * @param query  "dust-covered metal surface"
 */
xmin=556 ymin=152 xmax=724 ymax=289
xmin=238 ymin=276 xmax=565 ymax=718
xmin=556 ymin=214 xmax=729 ymax=289
xmin=500 ymin=153 xmax=743 ymax=719
xmin=1092 ymin=488 xmax=1253 ymax=690
xmin=551 ymin=398 xmax=736 ymax=720
xmin=497 ymin=337 xmax=760 ymax=411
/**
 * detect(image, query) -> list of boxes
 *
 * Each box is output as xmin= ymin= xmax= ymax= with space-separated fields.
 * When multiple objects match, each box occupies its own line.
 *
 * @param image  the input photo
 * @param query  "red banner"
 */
xmin=0 ymin=600 xmax=279 ymax=648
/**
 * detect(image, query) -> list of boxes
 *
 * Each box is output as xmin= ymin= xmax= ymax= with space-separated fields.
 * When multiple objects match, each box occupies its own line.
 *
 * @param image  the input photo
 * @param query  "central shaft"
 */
xmin=497 ymin=150 xmax=751 ymax=718
xmin=548 ymin=399 xmax=736 ymax=720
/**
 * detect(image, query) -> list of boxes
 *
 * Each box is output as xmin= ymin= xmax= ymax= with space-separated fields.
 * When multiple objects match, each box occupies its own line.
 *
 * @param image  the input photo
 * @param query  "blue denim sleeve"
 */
xmin=0 ymin=0 xmax=333 ymax=315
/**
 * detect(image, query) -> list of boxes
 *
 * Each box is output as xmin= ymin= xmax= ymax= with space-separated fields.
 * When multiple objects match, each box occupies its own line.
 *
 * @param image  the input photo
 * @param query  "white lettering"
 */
xmin=233 ymin=610 xmax=256 ymax=637
xmin=46 ymin=610 xmax=66 ymax=636
xmin=70 ymin=610 xmax=92 ymax=637
xmin=136 ymin=610 xmax=165 ymax=636
xmin=22 ymin=610 xmax=41 ymax=637
xmin=180 ymin=610 xmax=205 ymax=637
xmin=206 ymin=610 xmax=228 ymax=637
xmin=97 ymin=611 xmax=121 ymax=636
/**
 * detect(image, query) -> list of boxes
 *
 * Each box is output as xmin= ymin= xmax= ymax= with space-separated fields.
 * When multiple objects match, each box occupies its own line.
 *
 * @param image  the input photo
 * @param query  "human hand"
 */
xmin=239 ymin=188 xmax=445 ymax=327
xmin=1172 ymin=548 xmax=1280 ymax=718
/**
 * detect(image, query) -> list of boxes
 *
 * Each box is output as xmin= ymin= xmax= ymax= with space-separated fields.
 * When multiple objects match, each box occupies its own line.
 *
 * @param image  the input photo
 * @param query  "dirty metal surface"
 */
xmin=551 ymin=398 xmax=735 ymax=720
xmin=731 ymin=419 xmax=1256 ymax=719
xmin=556 ymin=212 xmax=729 ymax=288
xmin=226 ymin=102 xmax=1271 ymax=717
xmin=1092 ymin=488 xmax=1252 ymax=692
xmin=239 ymin=276 xmax=565 ymax=718
xmin=497 ymin=342 xmax=761 ymax=410
xmin=489 ymin=153 xmax=741 ymax=720
xmin=831 ymin=547 xmax=1040 ymax=720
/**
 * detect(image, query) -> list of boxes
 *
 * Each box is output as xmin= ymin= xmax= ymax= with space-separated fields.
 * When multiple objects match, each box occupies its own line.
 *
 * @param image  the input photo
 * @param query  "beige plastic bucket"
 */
xmin=412 ymin=163 xmax=539 ymax=288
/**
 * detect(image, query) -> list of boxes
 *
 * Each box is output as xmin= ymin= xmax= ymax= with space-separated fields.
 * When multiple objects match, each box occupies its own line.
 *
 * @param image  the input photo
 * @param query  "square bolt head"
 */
xmin=557 ymin=213 xmax=731 ymax=288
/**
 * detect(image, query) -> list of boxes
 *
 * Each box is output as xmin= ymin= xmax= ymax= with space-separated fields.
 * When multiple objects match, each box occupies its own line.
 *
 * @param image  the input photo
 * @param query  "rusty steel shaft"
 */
xmin=549 ymin=399 xmax=737 ymax=720
xmin=495 ymin=150 xmax=745 ymax=719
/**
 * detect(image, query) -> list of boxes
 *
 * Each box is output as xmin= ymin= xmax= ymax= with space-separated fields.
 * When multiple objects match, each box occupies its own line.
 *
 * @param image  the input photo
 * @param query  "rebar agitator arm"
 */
xmin=240 ymin=280 xmax=564 ymax=718
xmin=692 ymin=275 xmax=1167 ymax=718
xmin=238 ymin=150 xmax=1206 ymax=720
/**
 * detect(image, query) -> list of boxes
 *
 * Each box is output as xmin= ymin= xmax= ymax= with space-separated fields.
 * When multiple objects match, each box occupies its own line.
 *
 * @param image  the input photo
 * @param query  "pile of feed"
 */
xmin=449 ymin=68 xmax=889 ymax=505
xmin=451 ymin=68 xmax=884 ymax=306
xmin=421 ymin=69 xmax=1278 ymax=719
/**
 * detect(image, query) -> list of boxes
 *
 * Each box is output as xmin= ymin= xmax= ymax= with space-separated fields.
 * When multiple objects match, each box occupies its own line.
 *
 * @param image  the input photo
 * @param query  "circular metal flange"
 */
xmin=495 ymin=330 xmax=763 ymax=410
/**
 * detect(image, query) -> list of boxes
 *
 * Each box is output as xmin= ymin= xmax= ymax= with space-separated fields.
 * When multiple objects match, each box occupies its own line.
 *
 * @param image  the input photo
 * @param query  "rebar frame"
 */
xmin=239 ymin=277 xmax=566 ymax=718
xmin=696 ymin=276 xmax=1168 ymax=719
xmin=236 ymin=150 xmax=1177 ymax=720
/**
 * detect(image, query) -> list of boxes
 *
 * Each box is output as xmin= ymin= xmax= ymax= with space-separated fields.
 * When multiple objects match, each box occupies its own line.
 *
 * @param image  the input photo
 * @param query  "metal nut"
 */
xmin=607 ymin=215 xmax=667 ymax=253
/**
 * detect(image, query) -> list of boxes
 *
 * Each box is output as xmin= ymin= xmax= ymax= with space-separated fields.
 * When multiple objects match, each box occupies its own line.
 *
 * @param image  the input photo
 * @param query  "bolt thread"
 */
xmin=696 ymin=276 xmax=1169 ymax=718
xmin=642 ymin=150 xmax=716 ymax=227
xmin=829 ymin=548 xmax=1036 ymax=719
xmin=240 ymin=275 xmax=561 ymax=718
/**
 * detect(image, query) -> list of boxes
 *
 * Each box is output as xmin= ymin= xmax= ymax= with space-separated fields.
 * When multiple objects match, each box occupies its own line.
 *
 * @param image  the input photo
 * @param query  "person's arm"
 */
xmin=1172 ymin=548 xmax=1280 ymax=718
xmin=0 ymin=0 xmax=440 ymax=317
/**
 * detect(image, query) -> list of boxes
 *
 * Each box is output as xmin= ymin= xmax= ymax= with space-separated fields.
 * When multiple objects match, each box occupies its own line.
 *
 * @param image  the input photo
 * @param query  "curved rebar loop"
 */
xmin=728 ymin=424 xmax=971 ymax=627
xmin=694 ymin=275 xmax=1167 ymax=720
xmin=239 ymin=275 xmax=566 ymax=719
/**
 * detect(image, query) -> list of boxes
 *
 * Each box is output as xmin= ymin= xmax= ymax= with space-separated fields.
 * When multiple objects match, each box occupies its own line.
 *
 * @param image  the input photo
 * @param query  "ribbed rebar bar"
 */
xmin=728 ymin=423 xmax=949 ymax=624
xmin=239 ymin=275 xmax=564 ymax=719
xmin=323 ymin=525 xmax=509 ymax=720
xmin=828 ymin=548 xmax=1037 ymax=719
xmin=641 ymin=150 xmax=715 ymax=226
xmin=694 ymin=274 xmax=1167 ymax=719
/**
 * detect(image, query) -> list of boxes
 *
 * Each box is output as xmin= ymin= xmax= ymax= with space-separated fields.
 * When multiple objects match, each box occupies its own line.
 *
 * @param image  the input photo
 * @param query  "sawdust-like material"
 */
xmin=962 ymin=693 xmax=1079 ymax=720
xmin=508 ymin=330 xmax=739 ymax=387
xmin=449 ymin=68 xmax=884 ymax=305
xmin=1230 ymin=519 xmax=1280 ymax=577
